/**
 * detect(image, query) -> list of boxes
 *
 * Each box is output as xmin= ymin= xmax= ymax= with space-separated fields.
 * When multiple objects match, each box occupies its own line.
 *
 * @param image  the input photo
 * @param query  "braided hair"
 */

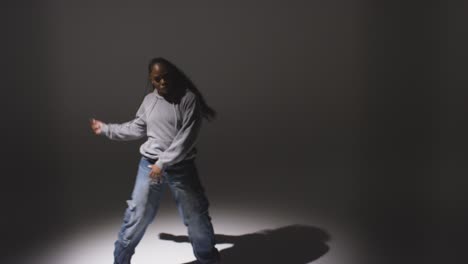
xmin=147 ymin=57 xmax=217 ymax=122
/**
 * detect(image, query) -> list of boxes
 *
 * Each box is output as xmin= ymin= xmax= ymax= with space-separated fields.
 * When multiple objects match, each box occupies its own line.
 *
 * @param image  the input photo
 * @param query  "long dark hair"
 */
xmin=146 ymin=57 xmax=217 ymax=121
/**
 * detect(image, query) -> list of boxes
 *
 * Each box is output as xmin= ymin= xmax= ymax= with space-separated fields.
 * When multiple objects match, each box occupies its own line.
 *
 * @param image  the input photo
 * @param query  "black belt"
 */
xmin=143 ymin=155 xmax=195 ymax=166
xmin=142 ymin=156 xmax=158 ymax=163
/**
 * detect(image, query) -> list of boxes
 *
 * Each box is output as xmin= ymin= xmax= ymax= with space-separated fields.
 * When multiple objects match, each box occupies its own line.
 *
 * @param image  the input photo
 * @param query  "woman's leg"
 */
xmin=166 ymin=160 xmax=220 ymax=264
xmin=113 ymin=157 xmax=166 ymax=264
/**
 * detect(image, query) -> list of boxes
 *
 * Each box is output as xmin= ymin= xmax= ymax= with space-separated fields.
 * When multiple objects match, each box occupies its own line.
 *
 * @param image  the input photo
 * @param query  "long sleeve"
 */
xmin=100 ymin=97 xmax=148 ymax=141
xmin=155 ymin=94 xmax=202 ymax=170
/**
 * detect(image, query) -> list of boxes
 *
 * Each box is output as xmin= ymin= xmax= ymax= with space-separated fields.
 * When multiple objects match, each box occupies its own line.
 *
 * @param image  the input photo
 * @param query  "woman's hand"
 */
xmin=148 ymin=164 xmax=163 ymax=184
xmin=90 ymin=118 xmax=104 ymax=135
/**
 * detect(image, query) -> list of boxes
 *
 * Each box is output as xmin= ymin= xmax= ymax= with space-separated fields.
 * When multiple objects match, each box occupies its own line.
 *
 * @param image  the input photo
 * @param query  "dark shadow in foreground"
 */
xmin=159 ymin=224 xmax=330 ymax=264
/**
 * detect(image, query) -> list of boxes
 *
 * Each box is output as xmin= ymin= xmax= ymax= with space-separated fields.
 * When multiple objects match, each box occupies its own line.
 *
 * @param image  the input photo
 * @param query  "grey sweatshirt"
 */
xmin=100 ymin=88 xmax=202 ymax=170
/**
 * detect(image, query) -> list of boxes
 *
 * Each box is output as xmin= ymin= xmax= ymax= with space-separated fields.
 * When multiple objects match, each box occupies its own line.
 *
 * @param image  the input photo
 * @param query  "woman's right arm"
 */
xmin=91 ymin=96 xmax=149 ymax=141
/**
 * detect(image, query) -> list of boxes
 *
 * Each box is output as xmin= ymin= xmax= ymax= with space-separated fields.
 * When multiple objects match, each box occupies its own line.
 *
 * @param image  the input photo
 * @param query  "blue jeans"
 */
xmin=113 ymin=156 xmax=220 ymax=264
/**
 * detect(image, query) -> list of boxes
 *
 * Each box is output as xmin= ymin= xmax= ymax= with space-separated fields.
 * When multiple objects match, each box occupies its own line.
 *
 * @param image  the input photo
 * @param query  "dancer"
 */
xmin=90 ymin=57 xmax=220 ymax=264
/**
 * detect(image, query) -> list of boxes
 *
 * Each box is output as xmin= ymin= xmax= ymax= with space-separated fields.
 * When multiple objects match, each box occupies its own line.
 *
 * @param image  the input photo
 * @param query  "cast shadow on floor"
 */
xmin=159 ymin=224 xmax=330 ymax=264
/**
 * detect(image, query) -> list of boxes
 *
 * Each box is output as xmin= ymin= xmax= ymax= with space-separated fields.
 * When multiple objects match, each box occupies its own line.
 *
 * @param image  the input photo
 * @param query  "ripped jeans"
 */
xmin=113 ymin=156 xmax=220 ymax=264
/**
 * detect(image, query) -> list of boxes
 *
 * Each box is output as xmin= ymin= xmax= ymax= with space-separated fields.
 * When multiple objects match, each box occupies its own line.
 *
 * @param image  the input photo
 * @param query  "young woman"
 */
xmin=90 ymin=57 xmax=220 ymax=264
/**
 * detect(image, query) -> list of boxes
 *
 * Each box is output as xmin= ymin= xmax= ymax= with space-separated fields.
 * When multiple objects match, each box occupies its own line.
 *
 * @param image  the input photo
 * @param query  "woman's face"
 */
xmin=150 ymin=63 xmax=173 ymax=96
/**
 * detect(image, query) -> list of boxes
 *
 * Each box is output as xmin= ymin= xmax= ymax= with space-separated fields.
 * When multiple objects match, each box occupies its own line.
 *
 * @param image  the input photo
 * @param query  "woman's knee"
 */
xmin=118 ymin=201 xmax=150 ymax=244
xmin=181 ymin=195 xmax=210 ymax=225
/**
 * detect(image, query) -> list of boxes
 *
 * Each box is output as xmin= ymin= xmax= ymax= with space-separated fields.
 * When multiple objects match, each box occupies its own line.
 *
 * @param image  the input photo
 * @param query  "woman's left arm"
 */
xmin=155 ymin=93 xmax=202 ymax=171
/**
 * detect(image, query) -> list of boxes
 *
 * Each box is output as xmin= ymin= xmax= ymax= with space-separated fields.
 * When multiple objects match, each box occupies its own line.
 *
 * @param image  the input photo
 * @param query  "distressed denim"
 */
xmin=113 ymin=156 xmax=220 ymax=264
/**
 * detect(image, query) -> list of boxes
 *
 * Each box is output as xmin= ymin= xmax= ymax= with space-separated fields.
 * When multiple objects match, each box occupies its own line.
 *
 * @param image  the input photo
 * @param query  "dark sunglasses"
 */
xmin=153 ymin=73 xmax=172 ymax=83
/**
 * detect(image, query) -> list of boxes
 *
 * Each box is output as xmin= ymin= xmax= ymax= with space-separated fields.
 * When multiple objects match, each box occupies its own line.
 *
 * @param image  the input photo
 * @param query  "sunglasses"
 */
xmin=153 ymin=73 xmax=172 ymax=83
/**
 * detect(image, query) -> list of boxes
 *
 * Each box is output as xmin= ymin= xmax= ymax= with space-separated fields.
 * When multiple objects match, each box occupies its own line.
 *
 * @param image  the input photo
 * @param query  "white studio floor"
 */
xmin=16 ymin=205 xmax=367 ymax=264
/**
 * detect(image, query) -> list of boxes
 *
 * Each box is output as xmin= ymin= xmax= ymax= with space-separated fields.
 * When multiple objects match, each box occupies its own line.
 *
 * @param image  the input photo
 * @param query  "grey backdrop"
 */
xmin=1 ymin=1 xmax=466 ymax=264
